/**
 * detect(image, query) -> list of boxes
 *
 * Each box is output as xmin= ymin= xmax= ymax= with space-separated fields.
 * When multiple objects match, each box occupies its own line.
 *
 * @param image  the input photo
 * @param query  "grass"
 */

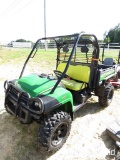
xmin=0 ymin=47 xmax=119 ymax=67
xmin=99 ymin=49 xmax=119 ymax=61
xmin=0 ymin=48 xmax=57 ymax=64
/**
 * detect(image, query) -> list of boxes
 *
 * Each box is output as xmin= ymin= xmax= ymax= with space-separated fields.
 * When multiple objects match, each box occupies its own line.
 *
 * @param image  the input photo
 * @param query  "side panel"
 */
xmin=39 ymin=87 xmax=73 ymax=113
xmin=100 ymin=68 xmax=115 ymax=81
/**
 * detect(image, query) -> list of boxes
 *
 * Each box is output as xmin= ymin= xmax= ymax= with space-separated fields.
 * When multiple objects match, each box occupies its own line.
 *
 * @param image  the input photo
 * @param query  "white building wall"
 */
xmin=12 ymin=42 xmax=32 ymax=48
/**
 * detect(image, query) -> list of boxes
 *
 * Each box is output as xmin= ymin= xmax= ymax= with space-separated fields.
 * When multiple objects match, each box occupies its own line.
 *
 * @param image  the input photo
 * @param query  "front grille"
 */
xmin=10 ymin=86 xmax=20 ymax=102
xmin=5 ymin=85 xmax=32 ymax=123
xmin=9 ymin=85 xmax=29 ymax=106
xmin=20 ymin=93 xmax=29 ymax=106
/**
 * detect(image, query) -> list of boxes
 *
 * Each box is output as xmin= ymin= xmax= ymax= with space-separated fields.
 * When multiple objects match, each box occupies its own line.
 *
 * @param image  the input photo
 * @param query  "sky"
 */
xmin=0 ymin=0 xmax=120 ymax=43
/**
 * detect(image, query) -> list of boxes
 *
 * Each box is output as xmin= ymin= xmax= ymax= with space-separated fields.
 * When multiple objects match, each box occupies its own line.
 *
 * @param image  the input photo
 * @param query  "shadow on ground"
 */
xmin=100 ymin=130 xmax=117 ymax=160
xmin=74 ymin=100 xmax=105 ymax=119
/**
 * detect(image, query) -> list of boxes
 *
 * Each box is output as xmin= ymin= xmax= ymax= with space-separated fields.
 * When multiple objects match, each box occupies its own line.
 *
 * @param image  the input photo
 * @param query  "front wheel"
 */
xmin=38 ymin=110 xmax=72 ymax=151
xmin=98 ymin=84 xmax=114 ymax=107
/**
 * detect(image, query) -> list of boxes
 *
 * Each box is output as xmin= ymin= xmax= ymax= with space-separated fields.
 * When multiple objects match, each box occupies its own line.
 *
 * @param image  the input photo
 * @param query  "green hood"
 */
xmin=16 ymin=74 xmax=73 ymax=111
xmin=16 ymin=74 xmax=56 ymax=97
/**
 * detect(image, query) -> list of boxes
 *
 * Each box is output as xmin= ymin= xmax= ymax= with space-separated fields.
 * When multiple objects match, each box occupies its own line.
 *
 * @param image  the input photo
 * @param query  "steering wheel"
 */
xmin=54 ymin=70 xmax=70 ymax=79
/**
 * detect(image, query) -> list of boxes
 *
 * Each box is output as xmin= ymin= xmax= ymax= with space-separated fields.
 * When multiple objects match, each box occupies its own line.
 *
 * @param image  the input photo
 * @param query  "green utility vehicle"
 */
xmin=4 ymin=33 xmax=119 ymax=151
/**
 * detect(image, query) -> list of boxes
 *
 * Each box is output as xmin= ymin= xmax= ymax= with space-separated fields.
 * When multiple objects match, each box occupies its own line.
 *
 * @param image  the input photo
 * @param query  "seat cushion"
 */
xmin=62 ymin=78 xmax=86 ymax=91
xmin=57 ymin=63 xmax=90 ymax=83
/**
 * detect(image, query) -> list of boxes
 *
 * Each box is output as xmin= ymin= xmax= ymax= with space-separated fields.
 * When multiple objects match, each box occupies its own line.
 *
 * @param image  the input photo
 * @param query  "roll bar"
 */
xmin=19 ymin=32 xmax=99 ymax=93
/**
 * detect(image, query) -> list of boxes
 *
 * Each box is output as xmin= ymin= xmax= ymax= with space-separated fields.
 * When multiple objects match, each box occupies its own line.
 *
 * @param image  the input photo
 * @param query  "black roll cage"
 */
xmin=19 ymin=32 xmax=100 ymax=94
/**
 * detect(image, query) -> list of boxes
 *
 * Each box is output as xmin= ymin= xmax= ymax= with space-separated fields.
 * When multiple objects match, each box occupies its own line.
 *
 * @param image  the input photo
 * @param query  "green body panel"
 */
xmin=100 ymin=69 xmax=115 ymax=81
xmin=16 ymin=74 xmax=73 ymax=111
xmin=17 ymin=74 xmax=56 ymax=97
xmin=42 ymin=86 xmax=73 ymax=106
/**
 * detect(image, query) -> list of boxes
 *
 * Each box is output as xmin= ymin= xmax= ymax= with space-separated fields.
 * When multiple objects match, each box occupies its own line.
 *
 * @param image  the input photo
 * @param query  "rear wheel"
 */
xmin=98 ymin=84 xmax=114 ymax=107
xmin=38 ymin=110 xmax=72 ymax=151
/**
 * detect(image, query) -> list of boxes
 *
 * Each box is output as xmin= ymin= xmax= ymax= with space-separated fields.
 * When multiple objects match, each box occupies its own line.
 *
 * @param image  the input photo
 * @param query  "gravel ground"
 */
xmin=0 ymin=63 xmax=120 ymax=160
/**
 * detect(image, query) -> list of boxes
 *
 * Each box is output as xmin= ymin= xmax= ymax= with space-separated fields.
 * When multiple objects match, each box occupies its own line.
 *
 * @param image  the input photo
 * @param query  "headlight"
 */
xmin=28 ymin=98 xmax=43 ymax=113
xmin=34 ymin=101 xmax=41 ymax=109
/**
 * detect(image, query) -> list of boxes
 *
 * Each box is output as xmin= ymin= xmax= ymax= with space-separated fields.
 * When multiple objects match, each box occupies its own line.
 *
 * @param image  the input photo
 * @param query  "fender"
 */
xmin=39 ymin=87 xmax=73 ymax=113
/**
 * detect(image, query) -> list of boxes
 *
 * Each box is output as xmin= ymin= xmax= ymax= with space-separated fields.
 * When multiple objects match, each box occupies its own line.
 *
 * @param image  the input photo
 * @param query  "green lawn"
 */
xmin=0 ymin=48 xmax=57 ymax=65
xmin=99 ymin=49 xmax=119 ymax=61
xmin=0 ymin=47 xmax=119 ymax=65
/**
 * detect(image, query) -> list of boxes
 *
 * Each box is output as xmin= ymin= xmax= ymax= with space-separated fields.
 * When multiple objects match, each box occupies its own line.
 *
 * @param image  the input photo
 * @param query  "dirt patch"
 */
xmin=0 ymin=63 xmax=120 ymax=160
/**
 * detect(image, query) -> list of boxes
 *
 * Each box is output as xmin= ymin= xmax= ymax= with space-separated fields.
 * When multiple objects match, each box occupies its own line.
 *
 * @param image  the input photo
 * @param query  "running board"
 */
xmin=73 ymin=102 xmax=87 ymax=112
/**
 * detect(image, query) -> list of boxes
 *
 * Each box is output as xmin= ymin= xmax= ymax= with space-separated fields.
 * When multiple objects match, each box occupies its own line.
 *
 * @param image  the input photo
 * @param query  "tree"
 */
xmin=104 ymin=36 xmax=110 ymax=43
xmin=104 ymin=23 xmax=120 ymax=43
xmin=108 ymin=29 xmax=115 ymax=42
xmin=103 ymin=31 xmax=108 ymax=41
xmin=16 ymin=39 xmax=26 ymax=42
xmin=114 ymin=29 xmax=120 ymax=42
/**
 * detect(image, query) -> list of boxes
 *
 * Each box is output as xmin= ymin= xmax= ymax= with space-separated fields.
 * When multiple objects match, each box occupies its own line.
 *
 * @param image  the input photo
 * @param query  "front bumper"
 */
xmin=5 ymin=84 xmax=41 ymax=123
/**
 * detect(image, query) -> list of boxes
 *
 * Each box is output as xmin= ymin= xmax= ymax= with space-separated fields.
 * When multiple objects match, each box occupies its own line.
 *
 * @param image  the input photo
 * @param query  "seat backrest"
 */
xmin=81 ymin=46 xmax=89 ymax=53
xmin=103 ymin=58 xmax=113 ymax=66
xmin=57 ymin=63 xmax=90 ymax=83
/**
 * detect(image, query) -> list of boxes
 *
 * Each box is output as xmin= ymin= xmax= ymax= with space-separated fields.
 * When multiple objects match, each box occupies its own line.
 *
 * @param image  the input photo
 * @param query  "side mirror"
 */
xmin=63 ymin=45 xmax=69 ymax=52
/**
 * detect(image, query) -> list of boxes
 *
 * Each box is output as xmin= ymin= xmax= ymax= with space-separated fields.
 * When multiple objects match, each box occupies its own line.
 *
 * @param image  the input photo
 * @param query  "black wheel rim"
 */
xmin=51 ymin=122 xmax=68 ymax=147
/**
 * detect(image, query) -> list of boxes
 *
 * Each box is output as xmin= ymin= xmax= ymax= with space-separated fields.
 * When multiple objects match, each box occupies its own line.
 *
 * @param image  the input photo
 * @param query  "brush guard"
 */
xmin=4 ymin=85 xmax=32 ymax=124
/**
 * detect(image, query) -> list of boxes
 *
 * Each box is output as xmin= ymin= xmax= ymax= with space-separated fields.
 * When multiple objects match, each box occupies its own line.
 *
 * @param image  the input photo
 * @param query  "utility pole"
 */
xmin=44 ymin=0 xmax=47 ymax=50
